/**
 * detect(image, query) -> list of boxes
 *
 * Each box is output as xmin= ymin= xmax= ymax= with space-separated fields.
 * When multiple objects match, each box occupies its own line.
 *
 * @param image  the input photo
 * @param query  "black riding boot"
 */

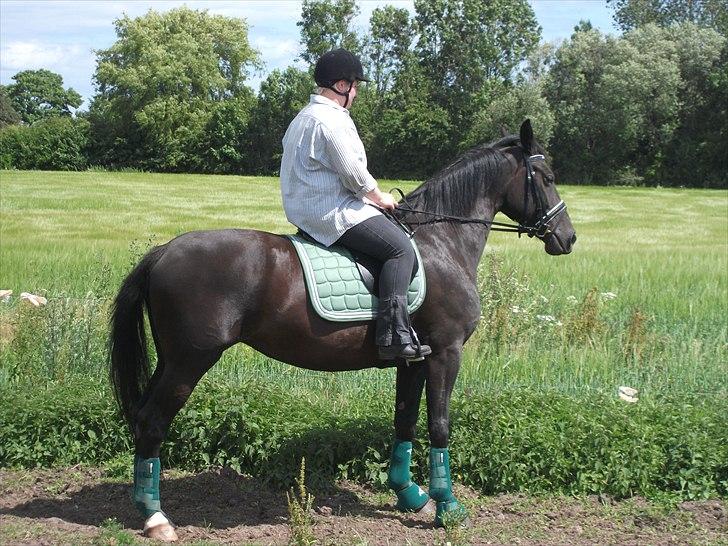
xmin=376 ymin=295 xmax=432 ymax=362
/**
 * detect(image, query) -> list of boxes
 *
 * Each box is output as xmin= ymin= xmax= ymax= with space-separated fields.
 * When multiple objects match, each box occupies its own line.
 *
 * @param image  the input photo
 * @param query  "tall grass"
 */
xmin=0 ymin=171 xmax=726 ymax=400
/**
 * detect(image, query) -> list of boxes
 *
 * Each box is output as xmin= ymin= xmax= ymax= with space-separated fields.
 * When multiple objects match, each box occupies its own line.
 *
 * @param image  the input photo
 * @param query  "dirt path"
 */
xmin=1 ymin=466 xmax=725 ymax=545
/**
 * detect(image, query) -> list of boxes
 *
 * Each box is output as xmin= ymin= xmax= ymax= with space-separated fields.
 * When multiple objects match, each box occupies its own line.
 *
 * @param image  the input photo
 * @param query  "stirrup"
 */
xmin=378 ymin=343 xmax=432 ymax=361
xmin=407 ymin=327 xmax=428 ymax=362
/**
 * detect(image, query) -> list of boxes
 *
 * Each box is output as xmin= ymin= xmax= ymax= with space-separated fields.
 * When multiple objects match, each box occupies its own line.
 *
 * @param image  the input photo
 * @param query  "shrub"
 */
xmin=0 ymin=116 xmax=89 ymax=170
xmin=0 ymin=378 xmax=725 ymax=501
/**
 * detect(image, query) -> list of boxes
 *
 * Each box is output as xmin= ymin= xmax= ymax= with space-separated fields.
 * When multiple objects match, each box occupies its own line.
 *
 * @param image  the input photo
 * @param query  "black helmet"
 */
xmin=314 ymin=49 xmax=369 ymax=87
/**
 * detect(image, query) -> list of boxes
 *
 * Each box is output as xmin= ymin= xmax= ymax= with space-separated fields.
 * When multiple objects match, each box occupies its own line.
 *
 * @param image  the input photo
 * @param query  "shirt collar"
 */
xmin=310 ymin=94 xmax=349 ymax=114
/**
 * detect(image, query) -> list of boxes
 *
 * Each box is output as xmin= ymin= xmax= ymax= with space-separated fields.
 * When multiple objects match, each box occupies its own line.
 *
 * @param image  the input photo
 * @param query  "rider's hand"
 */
xmin=365 ymin=188 xmax=397 ymax=211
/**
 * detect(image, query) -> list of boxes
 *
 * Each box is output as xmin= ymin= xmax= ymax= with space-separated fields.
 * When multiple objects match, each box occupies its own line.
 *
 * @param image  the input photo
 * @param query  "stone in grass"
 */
xmin=20 ymin=292 xmax=47 ymax=307
xmin=618 ymin=386 xmax=639 ymax=403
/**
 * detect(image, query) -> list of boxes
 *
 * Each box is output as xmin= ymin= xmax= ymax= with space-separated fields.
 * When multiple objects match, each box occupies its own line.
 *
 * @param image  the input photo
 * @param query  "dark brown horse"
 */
xmin=110 ymin=120 xmax=575 ymax=540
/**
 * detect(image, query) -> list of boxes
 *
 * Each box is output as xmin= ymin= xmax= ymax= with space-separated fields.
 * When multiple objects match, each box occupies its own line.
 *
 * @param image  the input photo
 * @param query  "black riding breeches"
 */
xmin=336 ymin=214 xmax=416 ymax=346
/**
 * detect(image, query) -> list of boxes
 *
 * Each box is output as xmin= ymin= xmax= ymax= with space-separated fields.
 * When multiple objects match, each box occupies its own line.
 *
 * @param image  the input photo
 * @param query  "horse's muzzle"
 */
xmin=544 ymin=231 xmax=576 ymax=255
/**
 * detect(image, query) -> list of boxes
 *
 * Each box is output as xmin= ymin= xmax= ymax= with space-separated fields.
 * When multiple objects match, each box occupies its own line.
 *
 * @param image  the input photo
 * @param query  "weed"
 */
xmin=287 ymin=457 xmax=316 ymax=546
xmin=102 ymin=453 xmax=134 ymax=482
xmin=440 ymin=508 xmax=470 ymax=545
xmin=44 ymin=477 xmax=70 ymax=496
xmin=565 ymin=287 xmax=605 ymax=344
xmin=623 ymin=307 xmax=650 ymax=363
xmin=96 ymin=517 xmax=139 ymax=545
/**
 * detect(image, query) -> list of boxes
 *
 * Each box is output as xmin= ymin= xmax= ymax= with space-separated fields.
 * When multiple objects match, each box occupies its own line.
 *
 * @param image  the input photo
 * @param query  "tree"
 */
xmin=297 ymin=0 xmax=361 ymax=65
xmin=544 ymin=23 xmax=723 ymax=186
xmin=607 ymin=0 xmax=728 ymax=35
xmin=545 ymin=25 xmax=680 ymax=183
xmin=366 ymin=61 xmax=453 ymax=179
xmin=246 ymin=67 xmax=312 ymax=174
xmin=5 ymin=69 xmax=82 ymax=124
xmin=413 ymin=0 xmax=540 ymax=116
xmin=600 ymin=25 xmax=682 ymax=179
xmin=198 ymin=89 xmax=256 ymax=173
xmin=0 ymin=86 xmax=21 ymax=127
xmin=364 ymin=6 xmax=413 ymax=94
xmin=463 ymin=82 xmax=555 ymax=152
xmin=661 ymin=24 xmax=727 ymax=186
xmin=91 ymin=7 xmax=260 ymax=171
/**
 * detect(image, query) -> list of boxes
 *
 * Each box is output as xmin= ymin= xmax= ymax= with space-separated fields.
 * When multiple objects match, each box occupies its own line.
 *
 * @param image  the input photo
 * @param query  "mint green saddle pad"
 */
xmin=286 ymin=234 xmax=426 ymax=322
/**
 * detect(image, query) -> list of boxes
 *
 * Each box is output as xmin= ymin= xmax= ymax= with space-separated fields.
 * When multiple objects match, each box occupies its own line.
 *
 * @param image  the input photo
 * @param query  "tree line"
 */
xmin=1 ymin=0 xmax=725 ymax=187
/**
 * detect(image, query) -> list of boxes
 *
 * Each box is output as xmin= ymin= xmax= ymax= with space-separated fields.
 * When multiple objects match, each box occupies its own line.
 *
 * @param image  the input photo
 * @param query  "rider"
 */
xmin=280 ymin=48 xmax=431 ymax=361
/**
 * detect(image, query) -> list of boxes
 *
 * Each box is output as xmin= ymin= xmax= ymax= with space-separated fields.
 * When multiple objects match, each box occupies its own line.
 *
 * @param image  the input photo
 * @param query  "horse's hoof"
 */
xmin=417 ymin=498 xmax=437 ymax=515
xmin=144 ymin=512 xmax=178 ymax=542
xmin=145 ymin=523 xmax=178 ymax=542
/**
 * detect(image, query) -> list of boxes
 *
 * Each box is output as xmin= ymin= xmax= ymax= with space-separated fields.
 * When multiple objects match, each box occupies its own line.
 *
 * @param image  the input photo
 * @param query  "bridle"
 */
xmin=387 ymin=153 xmax=567 ymax=240
xmin=523 ymin=154 xmax=567 ymax=238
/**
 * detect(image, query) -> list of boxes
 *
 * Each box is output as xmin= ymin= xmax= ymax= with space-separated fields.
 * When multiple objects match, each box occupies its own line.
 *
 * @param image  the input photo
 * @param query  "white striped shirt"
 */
xmin=280 ymin=94 xmax=381 ymax=246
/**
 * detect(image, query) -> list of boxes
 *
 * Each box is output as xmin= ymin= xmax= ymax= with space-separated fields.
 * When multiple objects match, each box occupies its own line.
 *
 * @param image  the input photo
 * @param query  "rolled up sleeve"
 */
xmin=321 ymin=124 xmax=378 ymax=199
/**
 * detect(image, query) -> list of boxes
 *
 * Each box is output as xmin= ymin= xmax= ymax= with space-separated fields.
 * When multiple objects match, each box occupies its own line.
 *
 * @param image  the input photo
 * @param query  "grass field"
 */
xmin=1 ymin=170 xmax=727 ymax=502
xmin=1 ymin=170 xmax=726 ymax=397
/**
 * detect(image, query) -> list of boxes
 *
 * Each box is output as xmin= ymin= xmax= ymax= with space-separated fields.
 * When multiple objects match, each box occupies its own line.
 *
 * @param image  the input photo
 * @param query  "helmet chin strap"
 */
xmin=328 ymin=81 xmax=353 ymax=108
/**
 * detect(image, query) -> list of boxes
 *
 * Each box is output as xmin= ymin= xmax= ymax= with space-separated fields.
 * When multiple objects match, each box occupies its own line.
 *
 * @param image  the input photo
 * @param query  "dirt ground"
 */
xmin=0 ymin=466 xmax=726 ymax=545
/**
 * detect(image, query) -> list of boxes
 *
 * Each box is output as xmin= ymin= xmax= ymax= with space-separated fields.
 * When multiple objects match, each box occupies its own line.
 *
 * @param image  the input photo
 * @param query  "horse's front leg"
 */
xmin=388 ymin=362 xmax=431 ymax=512
xmin=425 ymin=346 xmax=468 ymax=527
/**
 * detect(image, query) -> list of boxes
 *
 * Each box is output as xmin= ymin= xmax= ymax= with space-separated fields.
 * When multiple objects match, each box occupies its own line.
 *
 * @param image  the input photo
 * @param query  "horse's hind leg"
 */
xmin=132 ymin=347 xmax=222 ymax=542
xmin=388 ymin=363 xmax=432 ymax=512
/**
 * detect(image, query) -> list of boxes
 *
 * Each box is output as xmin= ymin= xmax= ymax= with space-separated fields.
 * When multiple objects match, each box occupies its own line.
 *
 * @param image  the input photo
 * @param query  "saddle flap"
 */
xmin=286 ymin=232 xmax=426 ymax=322
xmin=295 ymin=230 xmax=418 ymax=298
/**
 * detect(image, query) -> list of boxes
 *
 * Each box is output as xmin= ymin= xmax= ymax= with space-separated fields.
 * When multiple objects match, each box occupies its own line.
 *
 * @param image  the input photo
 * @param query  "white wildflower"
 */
xmin=539 ymin=295 xmax=549 ymax=303
xmin=510 ymin=306 xmax=522 ymax=314
xmin=536 ymin=315 xmax=563 ymax=326
xmin=601 ymin=292 xmax=618 ymax=301
xmin=20 ymin=292 xmax=47 ymax=307
xmin=566 ymin=295 xmax=578 ymax=304
xmin=0 ymin=289 xmax=12 ymax=302
xmin=618 ymin=386 xmax=639 ymax=403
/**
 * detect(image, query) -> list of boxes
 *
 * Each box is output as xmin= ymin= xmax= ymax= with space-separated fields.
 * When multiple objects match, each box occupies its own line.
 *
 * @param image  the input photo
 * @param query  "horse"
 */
xmin=110 ymin=119 xmax=576 ymax=541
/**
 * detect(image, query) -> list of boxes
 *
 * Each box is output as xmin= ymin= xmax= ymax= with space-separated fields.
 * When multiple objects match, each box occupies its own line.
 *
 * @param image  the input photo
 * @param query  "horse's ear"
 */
xmin=500 ymin=125 xmax=510 ymax=137
xmin=519 ymin=119 xmax=534 ymax=154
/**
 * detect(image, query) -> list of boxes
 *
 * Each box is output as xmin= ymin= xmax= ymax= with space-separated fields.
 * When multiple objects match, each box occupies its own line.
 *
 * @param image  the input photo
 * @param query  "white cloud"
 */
xmin=252 ymin=36 xmax=299 ymax=62
xmin=1 ymin=41 xmax=87 ymax=71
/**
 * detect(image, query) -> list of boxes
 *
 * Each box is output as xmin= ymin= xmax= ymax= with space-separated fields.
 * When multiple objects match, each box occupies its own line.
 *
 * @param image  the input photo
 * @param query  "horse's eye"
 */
xmin=546 ymin=174 xmax=555 ymax=185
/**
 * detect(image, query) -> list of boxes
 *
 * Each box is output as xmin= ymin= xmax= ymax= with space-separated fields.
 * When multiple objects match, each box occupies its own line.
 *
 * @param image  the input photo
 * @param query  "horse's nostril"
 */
xmin=571 ymin=233 xmax=577 ymax=245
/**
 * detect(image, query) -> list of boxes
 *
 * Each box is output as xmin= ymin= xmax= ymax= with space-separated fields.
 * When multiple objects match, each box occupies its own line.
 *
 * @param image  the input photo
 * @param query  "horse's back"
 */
xmin=146 ymin=229 xmax=300 ymax=352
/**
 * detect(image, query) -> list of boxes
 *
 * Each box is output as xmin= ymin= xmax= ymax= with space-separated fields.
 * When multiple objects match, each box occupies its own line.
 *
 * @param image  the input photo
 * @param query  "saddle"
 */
xmin=286 ymin=231 xmax=426 ymax=322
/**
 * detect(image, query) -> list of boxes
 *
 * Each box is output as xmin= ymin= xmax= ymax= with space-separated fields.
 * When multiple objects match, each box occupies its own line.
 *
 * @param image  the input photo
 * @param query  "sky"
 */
xmin=0 ymin=0 xmax=619 ymax=110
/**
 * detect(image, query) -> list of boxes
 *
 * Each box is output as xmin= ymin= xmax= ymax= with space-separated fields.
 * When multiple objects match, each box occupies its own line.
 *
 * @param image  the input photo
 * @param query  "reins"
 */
xmin=384 ymin=154 xmax=567 ymax=240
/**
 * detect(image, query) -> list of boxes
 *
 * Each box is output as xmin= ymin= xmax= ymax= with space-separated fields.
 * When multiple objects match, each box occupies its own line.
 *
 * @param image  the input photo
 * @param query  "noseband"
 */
xmin=389 ymin=154 xmax=568 ymax=239
xmin=524 ymin=154 xmax=567 ymax=238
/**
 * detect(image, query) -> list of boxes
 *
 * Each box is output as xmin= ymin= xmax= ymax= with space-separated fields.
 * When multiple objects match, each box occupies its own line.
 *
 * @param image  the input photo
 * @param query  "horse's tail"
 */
xmin=109 ymin=244 xmax=167 ymax=432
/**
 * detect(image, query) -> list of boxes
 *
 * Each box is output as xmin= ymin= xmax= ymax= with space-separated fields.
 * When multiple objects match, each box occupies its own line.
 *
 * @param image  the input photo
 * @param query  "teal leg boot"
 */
xmin=429 ymin=448 xmax=468 ymax=527
xmin=133 ymin=456 xmax=178 ymax=541
xmin=387 ymin=440 xmax=430 ymax=512
xmin=133 ymin=455 xmax=162 ymax=517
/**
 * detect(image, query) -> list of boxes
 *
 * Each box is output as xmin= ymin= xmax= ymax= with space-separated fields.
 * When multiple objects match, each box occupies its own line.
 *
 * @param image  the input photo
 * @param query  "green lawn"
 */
xmin=1 ymin=170 xmax=726 ymax=398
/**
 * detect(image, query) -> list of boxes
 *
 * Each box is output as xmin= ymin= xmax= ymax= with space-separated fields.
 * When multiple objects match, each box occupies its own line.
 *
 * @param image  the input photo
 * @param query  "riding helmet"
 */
xmin=314 ymin=49 xmax=369 ymax=87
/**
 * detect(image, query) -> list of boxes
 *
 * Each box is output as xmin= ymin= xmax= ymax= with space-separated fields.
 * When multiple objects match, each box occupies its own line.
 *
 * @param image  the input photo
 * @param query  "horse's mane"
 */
xmin=401 ymin=136 xmax=521 ymax=217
